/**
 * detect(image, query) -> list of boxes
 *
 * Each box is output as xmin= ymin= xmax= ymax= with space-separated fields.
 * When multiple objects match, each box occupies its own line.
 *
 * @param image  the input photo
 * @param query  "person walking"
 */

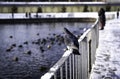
xmin=98 ymin=8 xmax=106 ymax=30
xmin=117 ymin=8 xmax=119 ymax=19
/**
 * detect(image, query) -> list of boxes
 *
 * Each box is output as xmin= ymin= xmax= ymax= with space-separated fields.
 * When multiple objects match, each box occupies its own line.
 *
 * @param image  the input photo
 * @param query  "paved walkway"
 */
xmin=90 ymin=18 xmax=120 ymax=79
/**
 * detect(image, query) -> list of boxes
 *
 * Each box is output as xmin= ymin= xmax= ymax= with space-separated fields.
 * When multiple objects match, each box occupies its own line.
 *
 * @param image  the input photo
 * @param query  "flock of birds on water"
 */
xmin=5 ymin=27 xmax=81 ymax=62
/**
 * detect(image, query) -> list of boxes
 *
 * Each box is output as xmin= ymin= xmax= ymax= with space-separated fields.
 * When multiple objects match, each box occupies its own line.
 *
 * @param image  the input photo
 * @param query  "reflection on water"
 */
xmin=0 ymin=22 xmax=92 ymax=79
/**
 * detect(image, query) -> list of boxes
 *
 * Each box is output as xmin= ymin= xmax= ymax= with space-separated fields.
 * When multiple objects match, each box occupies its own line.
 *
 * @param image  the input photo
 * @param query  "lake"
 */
xmin=0 ymin=22 xmax=93 ymax=79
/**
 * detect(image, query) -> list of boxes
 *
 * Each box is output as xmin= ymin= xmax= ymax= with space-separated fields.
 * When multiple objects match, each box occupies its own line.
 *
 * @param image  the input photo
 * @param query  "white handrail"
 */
xmin=40 ymin=18 xmax=99 ymax=79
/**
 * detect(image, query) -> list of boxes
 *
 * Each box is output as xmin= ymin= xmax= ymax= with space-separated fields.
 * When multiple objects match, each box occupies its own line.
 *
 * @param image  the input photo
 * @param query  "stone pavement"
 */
xmin=90 ymin=18 xmax=120 ymax=79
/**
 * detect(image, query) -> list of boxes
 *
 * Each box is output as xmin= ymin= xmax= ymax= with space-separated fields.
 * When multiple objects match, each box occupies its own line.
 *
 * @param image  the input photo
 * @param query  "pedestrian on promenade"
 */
xmin=117 ymin=8 xmax=119 ymax=19
xmin=98 ymin=8 xmax=106 ymax=30
xmin=12 ymin=12 xmax=14 ymax=18
xmin=29 ymin=12 xmax=31 ymax=18
xmin=36 ymin=12 xmax=38 ymax=18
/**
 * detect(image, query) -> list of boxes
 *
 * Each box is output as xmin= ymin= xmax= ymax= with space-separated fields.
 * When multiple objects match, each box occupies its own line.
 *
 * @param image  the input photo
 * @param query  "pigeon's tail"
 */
xmin=71 ymin=45 xmax=80 ymax=55
xmin=73 ymin=49 xmax=80 ymax=55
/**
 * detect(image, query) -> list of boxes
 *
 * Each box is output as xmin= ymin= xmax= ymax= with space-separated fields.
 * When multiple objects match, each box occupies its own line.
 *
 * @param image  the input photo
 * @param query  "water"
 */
xmin=0 ymin=22 xmax=93 ymax=79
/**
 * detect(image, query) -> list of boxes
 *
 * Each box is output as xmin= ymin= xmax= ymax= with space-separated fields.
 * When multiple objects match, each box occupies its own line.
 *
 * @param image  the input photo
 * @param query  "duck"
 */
xmin=23 ymin=41 xmax=28 ymax=45
xmin=12 ymin=44 xmax=16 ymax=47
xmin=18 ymin=45 xmax=23 ymax=48
xmin=9 ymin=36 xmax=13 ymax=38
xmin=13 ymin=56 xmax=18 ymax=61
xmin=25 ymin=50 xmax=32 ymax=55
xmin=47 ymin=45 xmax=51 ymax=49
xmin=6 ymin=45 xmax=14 ymax=52
xmin=37 ymin=33 xmax=39 ymax=36
xmin=40 ymin=46 xmax=44 ymax=53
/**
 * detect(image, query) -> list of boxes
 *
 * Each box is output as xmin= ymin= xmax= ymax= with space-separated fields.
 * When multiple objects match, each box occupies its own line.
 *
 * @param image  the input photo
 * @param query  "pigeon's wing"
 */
xmin=64 ymin=27 xmax=80 ymax=55
xmin=64 ymin=27 xmax=79 ymax=48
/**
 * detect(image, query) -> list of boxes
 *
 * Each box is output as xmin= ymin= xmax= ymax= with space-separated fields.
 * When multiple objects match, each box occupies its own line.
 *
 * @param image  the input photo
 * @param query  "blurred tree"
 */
xmin=106 ymin=4 xmax=111 ymax=12
xmin=37 ymin=7 xmax=42 ymax=13
xmin=11 ymin=6 xmax=17 ymax=13
xmin=83 ymin=5 xmax=89 ymax=12
xmin=61 ymin=6 xmax=66 ymax=12
xmin=71 ymin=0 xmax=78 ymax=1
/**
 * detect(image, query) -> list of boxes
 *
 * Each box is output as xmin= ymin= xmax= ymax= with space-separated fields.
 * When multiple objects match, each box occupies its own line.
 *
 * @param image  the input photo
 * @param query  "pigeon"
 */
xmin=64 ymin=27 xmax=80 ymax=55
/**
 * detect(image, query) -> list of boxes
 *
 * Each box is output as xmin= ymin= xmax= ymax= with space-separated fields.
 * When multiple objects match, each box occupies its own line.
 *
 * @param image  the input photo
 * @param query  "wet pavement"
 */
xmin=90 ymin=18 xmax=120 ymax=79
xmin=0 ymin=22 xmax=92 ymax=79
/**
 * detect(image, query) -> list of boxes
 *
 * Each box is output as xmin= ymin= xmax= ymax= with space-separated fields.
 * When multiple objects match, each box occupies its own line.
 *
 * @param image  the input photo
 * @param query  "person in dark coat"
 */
xmin=117 ymin=8 xmax=119 ymax=19
xmin=98 ymin=8 xmax=106 ymax=30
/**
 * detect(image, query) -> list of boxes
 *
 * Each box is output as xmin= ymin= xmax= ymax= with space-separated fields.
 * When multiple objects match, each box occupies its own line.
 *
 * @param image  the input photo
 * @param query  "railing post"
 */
xmin=75 ymin=55 xmax=79 ymax=79
xmin=69 ymin=55 xmax=72 ymax=79
xmin=96 ymin=21 xmax=99 ymax=48
xmin=65 ymin=61 xmax=68 ymax=79
xmin=82 ymin=37 xmax=89 ymax=79
xmin=60 ymin=67 xmax=63 ymax=79
xmin=78 ymin=42 xmax=82 ymax=79
xmin=72 ymin=54 xmax=75 ymax=79
xmin=77 ymin=53 xmax=81 ymax=79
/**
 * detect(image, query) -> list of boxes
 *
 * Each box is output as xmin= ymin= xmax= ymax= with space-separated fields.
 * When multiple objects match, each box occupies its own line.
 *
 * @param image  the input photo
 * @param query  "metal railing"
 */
xmin=41 ymin=18 xmax=99 ymax=79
